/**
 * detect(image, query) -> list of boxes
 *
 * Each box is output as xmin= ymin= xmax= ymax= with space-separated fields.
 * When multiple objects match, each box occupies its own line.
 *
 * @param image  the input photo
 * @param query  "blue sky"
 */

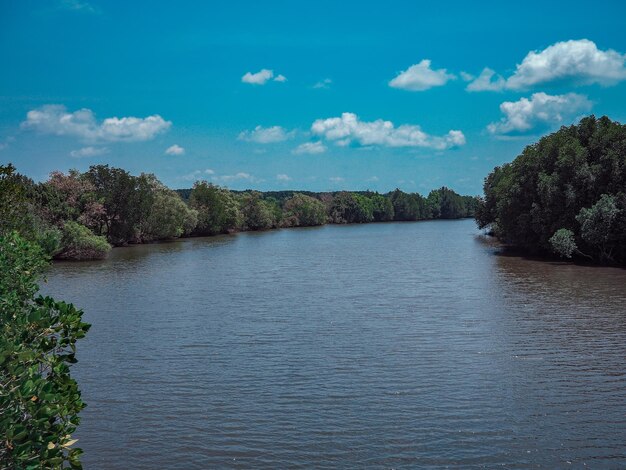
xmin=1 ymin=0 xmax=626 ymax=194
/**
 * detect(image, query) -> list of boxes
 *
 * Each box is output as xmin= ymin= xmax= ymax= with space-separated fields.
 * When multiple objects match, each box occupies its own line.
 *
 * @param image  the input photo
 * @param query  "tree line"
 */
xmin=1 ymin=163 xmax=478 ymax=261
xmin=476 ymin=115 xmax=626 ymax=265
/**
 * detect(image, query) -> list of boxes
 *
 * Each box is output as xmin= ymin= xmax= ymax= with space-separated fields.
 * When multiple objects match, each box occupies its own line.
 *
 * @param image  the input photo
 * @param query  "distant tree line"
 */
xmin=476 ymin=116 xmax=626 ymax=265
xmin=1 ymin=163 xmax=478 ymax=260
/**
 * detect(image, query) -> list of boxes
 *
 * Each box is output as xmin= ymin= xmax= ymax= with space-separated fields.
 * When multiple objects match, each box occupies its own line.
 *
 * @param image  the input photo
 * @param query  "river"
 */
xmin=41 ymin=219 xmax=626 ymax=468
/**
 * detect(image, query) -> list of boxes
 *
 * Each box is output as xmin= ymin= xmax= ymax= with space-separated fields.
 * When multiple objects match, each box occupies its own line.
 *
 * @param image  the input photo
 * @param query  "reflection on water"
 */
xmin=42 ymin=219 xmax=626 ymax=468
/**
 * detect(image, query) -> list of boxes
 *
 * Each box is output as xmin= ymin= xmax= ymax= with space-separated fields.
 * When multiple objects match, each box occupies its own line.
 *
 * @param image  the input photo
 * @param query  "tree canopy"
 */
xmin=476 ymin=115 xmax=626 ymax=264
xmin=2 ymin=163 xmax=477 ymax=260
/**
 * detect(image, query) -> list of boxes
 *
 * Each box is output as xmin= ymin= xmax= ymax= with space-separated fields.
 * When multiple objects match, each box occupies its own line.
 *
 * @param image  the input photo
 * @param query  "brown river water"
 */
xmin=41 ymin=219 xmax=626 ymax=468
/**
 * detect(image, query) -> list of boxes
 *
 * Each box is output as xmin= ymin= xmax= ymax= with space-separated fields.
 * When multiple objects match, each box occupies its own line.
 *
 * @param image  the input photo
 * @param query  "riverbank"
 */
xmin=2 ymin=163 xmax=480 ymax=261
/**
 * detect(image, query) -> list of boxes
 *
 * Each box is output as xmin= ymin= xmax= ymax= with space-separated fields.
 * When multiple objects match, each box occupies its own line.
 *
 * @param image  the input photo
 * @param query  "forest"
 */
xmin=476 ymin=116 xmax=626 ymax=265
xmin=0 ymin=164 xmax=478 ymax=261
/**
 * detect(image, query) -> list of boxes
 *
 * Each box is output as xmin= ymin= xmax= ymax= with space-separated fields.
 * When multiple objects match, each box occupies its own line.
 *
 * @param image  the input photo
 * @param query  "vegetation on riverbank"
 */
xmin=0 ymin=232 xmax=90 ymax=468
xmin=476 ymin=116 xmax=626 ymax=265
xmin=1 ymin=163 xmax=478 ymax=260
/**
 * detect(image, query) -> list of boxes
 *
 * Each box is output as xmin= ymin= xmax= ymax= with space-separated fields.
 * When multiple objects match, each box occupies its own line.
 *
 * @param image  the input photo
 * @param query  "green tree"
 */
xmin=476 ymin=115 xmax=626 ymax=264
xmin=0 ymin=232 xmax=90 ymax=468
xmin=576 ymin=194 xmax=620 ymax=263
xmin=0 ymin=164 xmax=37 ymax=238
xmin=370 ymin=193 xmax=394 ymax=222
xmin=239 ymin=192 xmax=277 ymax=231
xmin=329 ymin=192 xmax=372 ymax=223
xmin=82 ymin=165 xmax=144 ymax=244
xmin=389 ymin=189 xmax=427 ymax=221
xmin=282 ymin=193 xmax=327 ymax=227
xmin=138 ymin=178 xmax=198 ymax=241
xmin=189 ymin=182 xmax=242 ymax=235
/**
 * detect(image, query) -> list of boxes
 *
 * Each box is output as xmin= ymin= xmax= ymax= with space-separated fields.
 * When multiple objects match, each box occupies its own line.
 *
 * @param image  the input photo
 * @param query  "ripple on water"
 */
xmin=42 ymin=220 xmax=626 ymax=469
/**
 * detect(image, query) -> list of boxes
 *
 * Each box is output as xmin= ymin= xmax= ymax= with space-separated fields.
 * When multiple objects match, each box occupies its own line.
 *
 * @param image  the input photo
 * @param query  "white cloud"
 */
xmin=366 ymin=176 xmax=379 ymax=182
xmin=216 ymin=172 xmax=254 ymax=183
xmin=466 ymin=67 xmax=506 ymax=92
xmin=165 ymin=144 xmax=185 ymax=155
xmin=487 ymin=92 xmax=592 ymax=135
xmin=242 ymin=69 xmax=273 ymax=85
xmin=59 ymin=0 xmax=100 ymax=13
xmin=180 ymin=169 xmax=215 ymax=181
xmin=329 ymin=176 xmax=345 ymax=184
xmin=69 ymin=146 xmax=109 ymax=158
xmin=293 ymin=141 xmax=327 ymax=155
xmin=508 ymin=39 xmax=626 ymax=89
xmin=313 ymin=78 xmax=332 ymax=89
xmin=468 ymin=40 xmax=626 ymax=92
xmin=241 ymin=69 xmax=287 ymax=85
xmin=311 ymin=112 xmax=465 ymax=150
xmin=22 ymin=105 xmax=171 ymax=142
xmin=389 ymin=59 xmax=455 ymax=91
xmin=238 ymin=125 xmax=293 ymax=143
xmin=276 ymin=173 xmax=292 ymax=181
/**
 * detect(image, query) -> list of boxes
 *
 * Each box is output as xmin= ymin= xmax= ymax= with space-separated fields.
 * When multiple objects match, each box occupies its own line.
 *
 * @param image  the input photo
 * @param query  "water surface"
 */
xmin=42 ymin=219 xmax=626 ymax=468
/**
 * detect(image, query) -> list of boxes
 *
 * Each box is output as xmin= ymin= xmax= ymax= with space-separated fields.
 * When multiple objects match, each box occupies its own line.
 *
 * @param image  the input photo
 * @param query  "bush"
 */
xmin=57 ymin=221 xmax=111 ymax=261
xmin=0 ymin=232 xmax=90 ymax=468
xmin=549 ymin=228 xmax=577 ymax=258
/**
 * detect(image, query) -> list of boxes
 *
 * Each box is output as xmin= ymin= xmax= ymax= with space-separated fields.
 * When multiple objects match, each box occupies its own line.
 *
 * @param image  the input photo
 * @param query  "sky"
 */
xmin=1 ymin=0 xmax=626 ymax=195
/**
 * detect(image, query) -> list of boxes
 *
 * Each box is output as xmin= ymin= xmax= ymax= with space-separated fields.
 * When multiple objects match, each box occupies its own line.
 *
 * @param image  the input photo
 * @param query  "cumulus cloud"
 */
xmin=468 ymin=39 xmax=626 ymax=91
xmin=69 ymin=146 xmax=109 ymax=158
xmin=276 ymin=174 xmax=292 ymax=181
xmin=466 ymin=68 xmax=506 ymax=92
xmin=180 ymin=169 xmax=215 ymax=181
xmin=389 ymin=60 xmax=455 ymax=91
xmin=238 ymin=125 xmax=293 ymax=143
xmin=22 ymin=105 xmax=171 ymax=142
xmin=313 ymin=78 xmax=332 ymax=89
xmin=311 ymin=112 xmax=465 ymax=150
xmin=241 ymin=69 xmax=273 ymax=85
xmin=215 ymin=172 xmax=255 ymax=183
xmin=293 ymin=141 xmax=327 ymax=155
xmin=165 ymin=144 xmax=185 ymax=155
xmin=59 ymin=0 xmax=100 ymax=14
xmin=487 ymin=92 xmax=592 ymax=135
xmin=329 ymin=176 xmax=345 ymax=183
xmin=241 ymin=69 xmax=287 ymax=85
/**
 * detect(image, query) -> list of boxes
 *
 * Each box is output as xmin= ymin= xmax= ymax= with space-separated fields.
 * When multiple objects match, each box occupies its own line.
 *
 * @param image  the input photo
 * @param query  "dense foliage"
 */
xmin=0 ymin=232 xmax=90 ymax=468
xmin=282 ymin=193 xmax=327 ymax=227
xmin=1 ymin=164 xmax=200 ymax=260
xmin=2 ymin=163 xmax=477 ymax=260
xmin=476 ymin=116 xmax=626 ymax=264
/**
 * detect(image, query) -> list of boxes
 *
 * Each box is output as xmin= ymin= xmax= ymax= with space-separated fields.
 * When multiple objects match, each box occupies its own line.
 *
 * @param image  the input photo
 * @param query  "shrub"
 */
xmin=57 ymin=221 xmax=111 ymax=261
xmin=549 ymin=228 xmax=577 ymax=258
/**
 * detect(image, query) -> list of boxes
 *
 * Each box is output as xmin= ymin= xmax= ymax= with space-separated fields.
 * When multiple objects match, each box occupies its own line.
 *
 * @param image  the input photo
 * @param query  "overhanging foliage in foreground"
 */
xmin=0 ymin=232 xmax=90 ymax=469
